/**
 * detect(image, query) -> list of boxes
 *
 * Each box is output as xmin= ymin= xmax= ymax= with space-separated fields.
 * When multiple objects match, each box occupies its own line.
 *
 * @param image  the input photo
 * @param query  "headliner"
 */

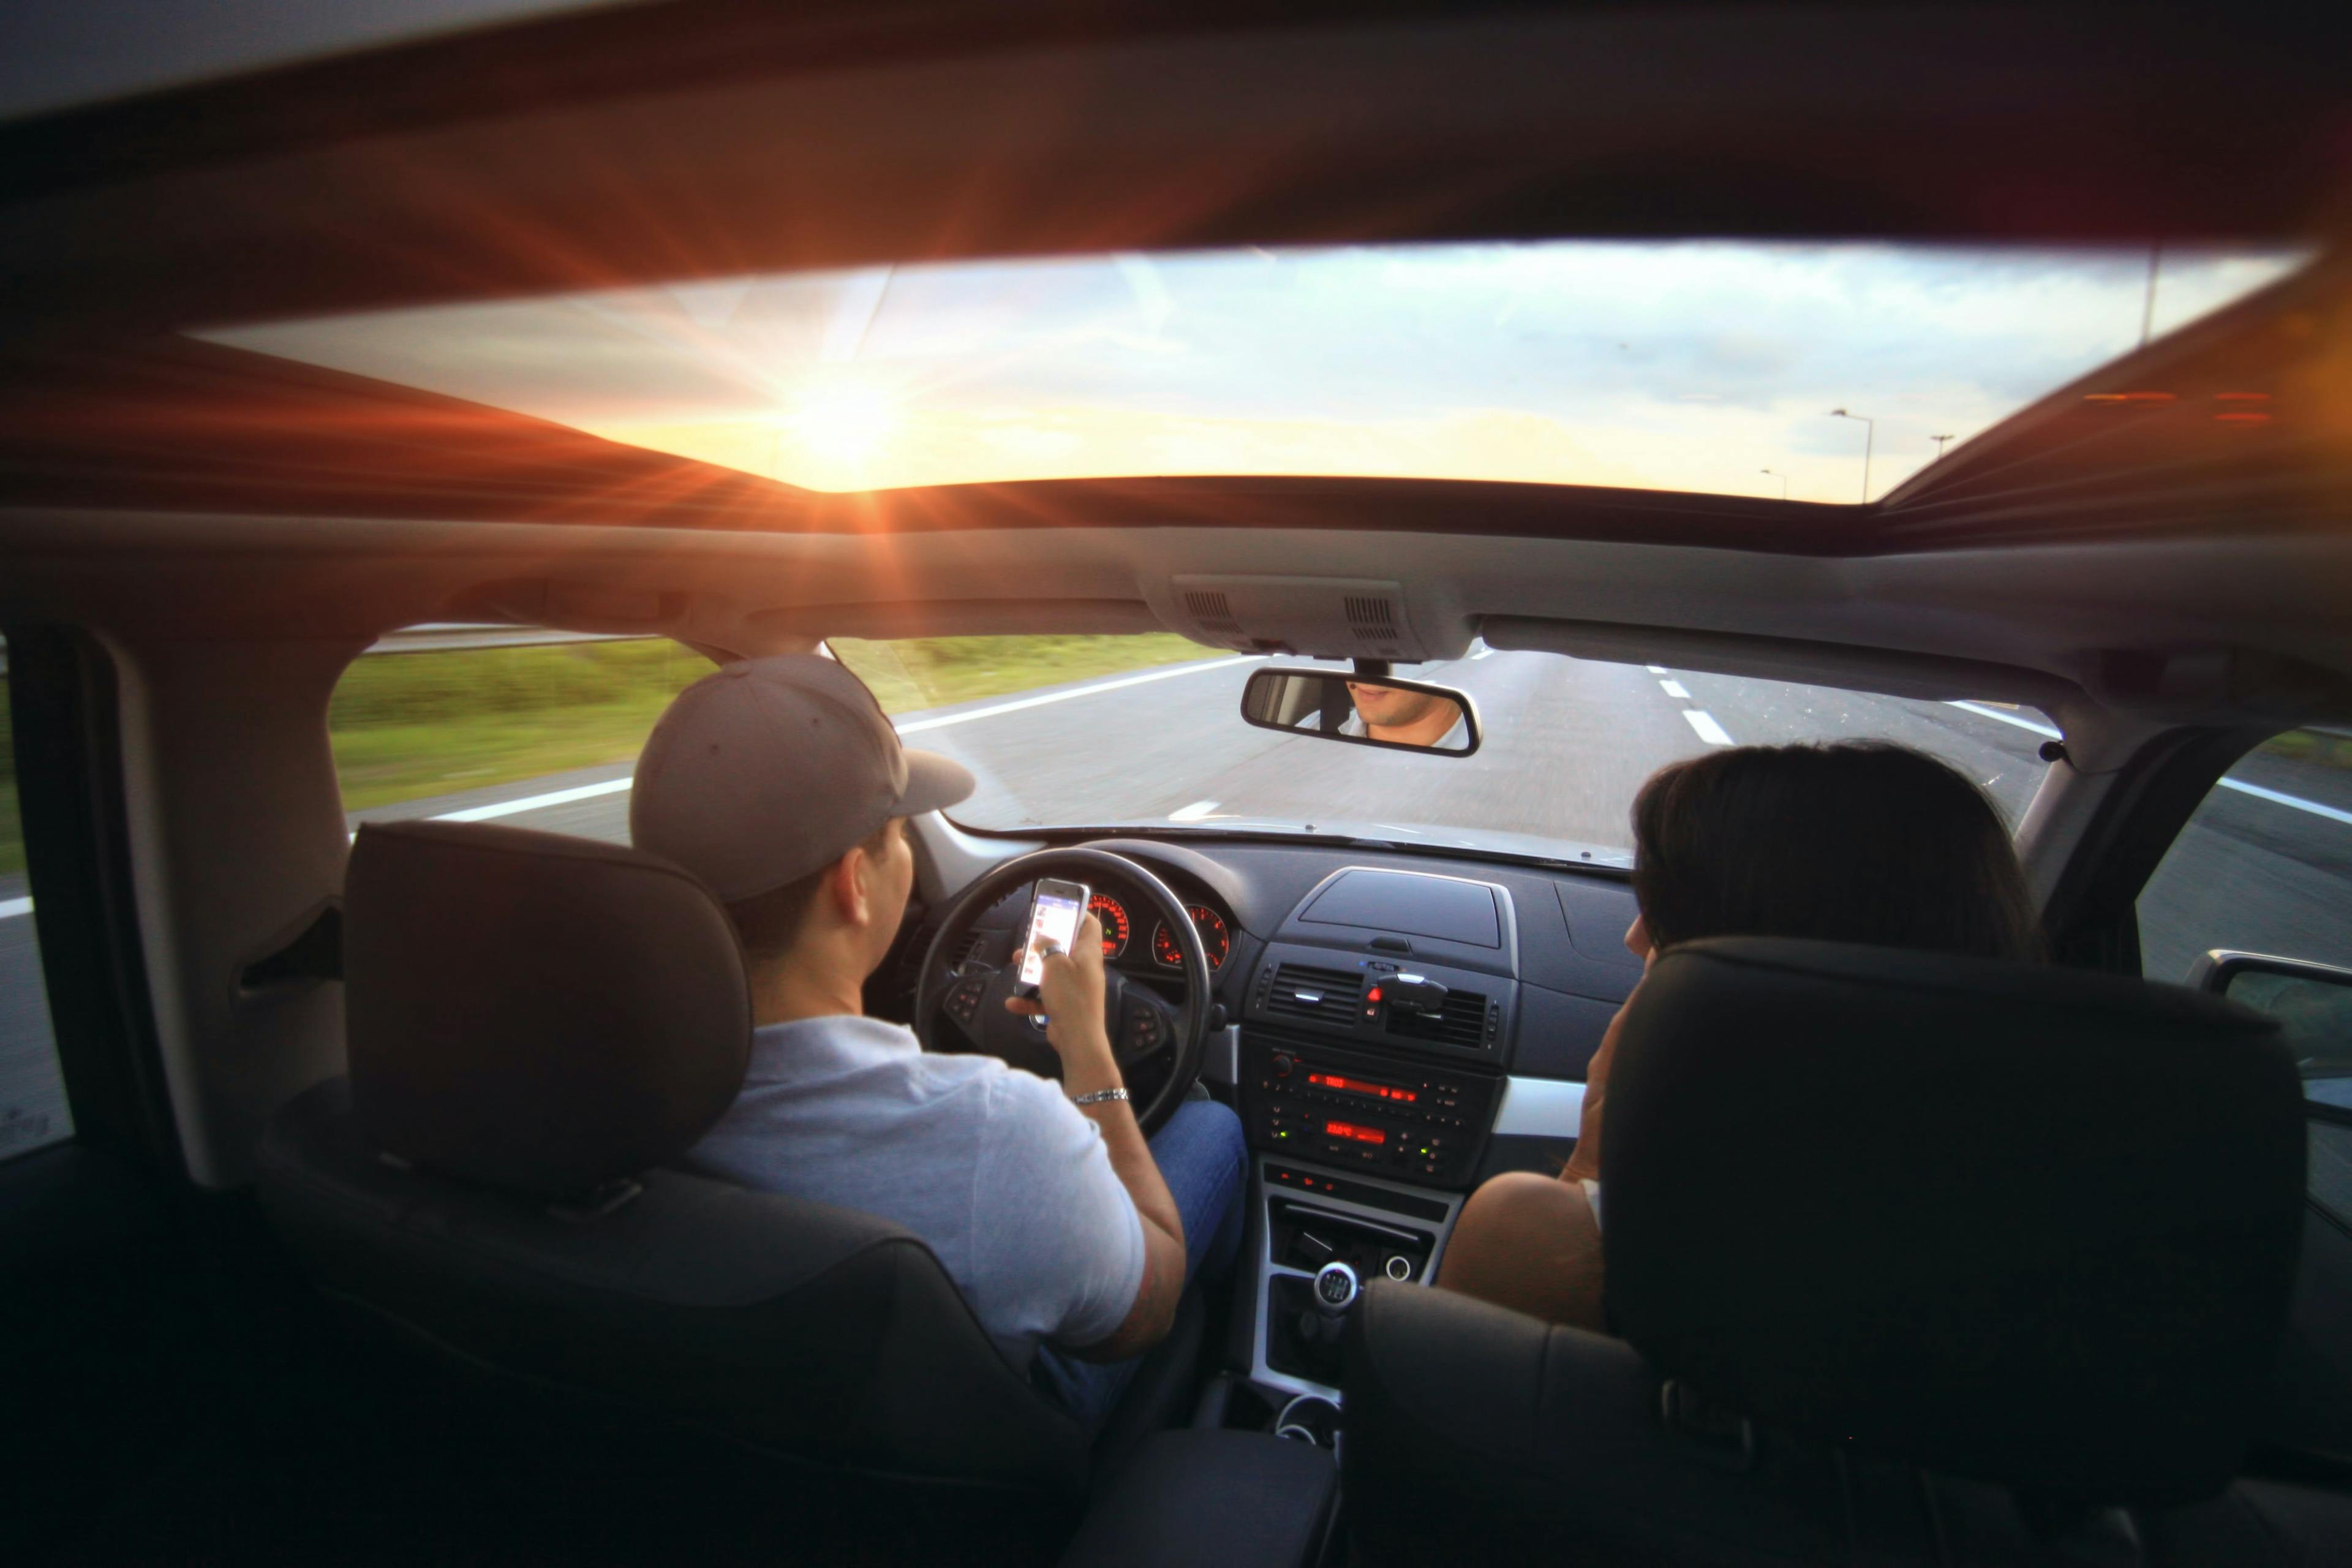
xmin=0 ymin=3 xmax=2348 ymax=558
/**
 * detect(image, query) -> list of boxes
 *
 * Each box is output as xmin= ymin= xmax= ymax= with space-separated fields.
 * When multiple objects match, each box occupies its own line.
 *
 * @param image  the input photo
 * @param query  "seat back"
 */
xmin=256 ymin=821 xmax=1087 ymax=1499
xmin=1344 ymin=937 xmax=2310 ymax=1564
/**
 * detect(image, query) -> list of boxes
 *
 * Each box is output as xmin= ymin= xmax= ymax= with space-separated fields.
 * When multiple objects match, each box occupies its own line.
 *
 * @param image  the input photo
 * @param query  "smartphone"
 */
xmin=1016 ymin=878 xmax=1091 ymax=999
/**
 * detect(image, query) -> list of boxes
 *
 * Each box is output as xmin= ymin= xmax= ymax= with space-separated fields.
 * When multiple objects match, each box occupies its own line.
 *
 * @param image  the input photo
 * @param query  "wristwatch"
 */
xmin=1070 ymin=1087 xmax=1131 ymax=1107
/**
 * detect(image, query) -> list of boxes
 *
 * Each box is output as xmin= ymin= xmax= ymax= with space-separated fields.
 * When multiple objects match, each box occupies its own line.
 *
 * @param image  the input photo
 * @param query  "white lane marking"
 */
xmin=1646 ymin=665 xmax=1668 ymax=674
xmin=0 ymin=895 xmax=32 ymax=921
xmin=1495 ymin=1076 xmax=1586 ymax=1137
xmin=1683 ymin=709 xmax=1733 ymax=746
xmin=1945 ymin=701 xmax=2348 ymax=827
xmin=894 ymin=655 xmax=1262 ymax=734
xmin=1658 ymin=679 xmax=1690 ymax=699
xmin=2221 ymin=778 xmax=2352 ymax=828
xmin=1946 ymin=699 xmax=2061 ymax=739
xmin=1168 ymin=800 xmax=1222 ymax=821
xmin=430 ymin=776 xmax=636 ymax=823
xmin=1471 ymin=647 xmax=1496 ymax=660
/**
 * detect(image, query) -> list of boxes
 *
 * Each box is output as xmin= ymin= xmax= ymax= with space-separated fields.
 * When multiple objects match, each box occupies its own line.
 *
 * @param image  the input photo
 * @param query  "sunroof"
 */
xmin=201 ymin=242 xmax=2308 ymax=500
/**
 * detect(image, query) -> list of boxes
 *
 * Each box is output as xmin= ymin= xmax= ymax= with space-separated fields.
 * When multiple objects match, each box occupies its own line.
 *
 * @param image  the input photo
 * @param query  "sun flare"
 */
xmin=786 ymin=383 xmax=897 ymax=468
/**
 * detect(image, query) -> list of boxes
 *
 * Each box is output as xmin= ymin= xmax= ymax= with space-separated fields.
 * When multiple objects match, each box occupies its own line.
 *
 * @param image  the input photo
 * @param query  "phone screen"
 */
xmin=1019 ymin=880 xmax=1090 ymax=989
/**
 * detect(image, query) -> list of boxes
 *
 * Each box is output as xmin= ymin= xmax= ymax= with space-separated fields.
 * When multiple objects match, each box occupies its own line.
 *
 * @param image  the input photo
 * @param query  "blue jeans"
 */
xmin=1033 ymin=1098 xmax=1248 ymax=1432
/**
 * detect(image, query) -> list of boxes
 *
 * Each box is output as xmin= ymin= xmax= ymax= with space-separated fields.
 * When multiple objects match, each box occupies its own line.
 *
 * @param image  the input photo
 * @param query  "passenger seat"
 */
xmin=1343 ymin=937 xmax=2352 ymax=1564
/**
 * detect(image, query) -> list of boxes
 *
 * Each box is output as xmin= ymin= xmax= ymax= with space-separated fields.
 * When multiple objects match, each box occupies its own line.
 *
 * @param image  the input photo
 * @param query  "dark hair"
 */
xmin=1630 ymin=741 xmax=2041 ymax=962
xmin=724 ymin=818 xmax=899 ymax=962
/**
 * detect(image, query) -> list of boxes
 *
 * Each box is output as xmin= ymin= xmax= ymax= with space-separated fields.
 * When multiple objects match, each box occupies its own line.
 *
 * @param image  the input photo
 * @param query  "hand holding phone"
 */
xmin=1016 ymin=878 xmax=1091 ymax=1000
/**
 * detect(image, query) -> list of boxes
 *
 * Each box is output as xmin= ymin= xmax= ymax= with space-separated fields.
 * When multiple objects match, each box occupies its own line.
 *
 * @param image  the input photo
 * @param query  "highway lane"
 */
xmin=4 ymin=649 xmax=2350 ymax=1147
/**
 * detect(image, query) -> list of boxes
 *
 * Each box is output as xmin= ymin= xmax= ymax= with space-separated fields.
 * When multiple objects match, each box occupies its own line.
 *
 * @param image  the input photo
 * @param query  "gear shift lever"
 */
xmin=1295 ymin=1259 xmax=1362 ymax=1353
xmin=1313 ymin=1261 xmax=1361 ymax=1318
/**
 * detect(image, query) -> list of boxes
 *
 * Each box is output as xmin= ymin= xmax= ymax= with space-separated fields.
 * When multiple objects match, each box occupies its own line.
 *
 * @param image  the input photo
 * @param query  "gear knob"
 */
xmin=1313 ymin=1261 xmax=1361 ymax=1318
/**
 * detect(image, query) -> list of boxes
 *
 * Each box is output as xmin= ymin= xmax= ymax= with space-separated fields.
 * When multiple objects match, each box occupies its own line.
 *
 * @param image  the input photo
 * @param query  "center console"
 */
xmin=1232 ymin=866 xmax=1522 ymax=1400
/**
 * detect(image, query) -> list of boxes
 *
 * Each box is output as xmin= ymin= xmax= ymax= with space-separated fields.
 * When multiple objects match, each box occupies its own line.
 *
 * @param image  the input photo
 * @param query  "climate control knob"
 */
xmin=1271 ymin=1052 xmax=1295 ymax=1079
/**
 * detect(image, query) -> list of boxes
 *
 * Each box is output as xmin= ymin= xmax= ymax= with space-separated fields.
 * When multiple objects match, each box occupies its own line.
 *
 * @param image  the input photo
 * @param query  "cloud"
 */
xmin=203 ymin=240 xmax=2309 ymax=500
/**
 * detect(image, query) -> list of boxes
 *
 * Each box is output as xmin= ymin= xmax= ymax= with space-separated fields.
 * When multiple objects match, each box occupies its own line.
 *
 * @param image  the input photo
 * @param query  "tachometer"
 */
xmin=1088 ymin=893 xmax=1131 ymax=960
xmin=1153 ymin=905 xmax=1231 ymax=971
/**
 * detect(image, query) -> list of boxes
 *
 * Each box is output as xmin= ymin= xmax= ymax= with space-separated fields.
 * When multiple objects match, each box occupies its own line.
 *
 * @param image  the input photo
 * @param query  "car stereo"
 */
xmin=1241 ymin=1036 xmax=1498 ymax=1186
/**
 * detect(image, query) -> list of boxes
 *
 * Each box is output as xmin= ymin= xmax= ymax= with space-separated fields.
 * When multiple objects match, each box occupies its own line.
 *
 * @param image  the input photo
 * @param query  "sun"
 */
xmin=786 ymin=383 xmax=897 ymax=467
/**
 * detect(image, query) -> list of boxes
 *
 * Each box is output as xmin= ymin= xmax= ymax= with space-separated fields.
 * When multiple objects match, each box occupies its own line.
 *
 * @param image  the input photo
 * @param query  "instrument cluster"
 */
xmin=1082 ymin=885 xmax=1232 ymax=973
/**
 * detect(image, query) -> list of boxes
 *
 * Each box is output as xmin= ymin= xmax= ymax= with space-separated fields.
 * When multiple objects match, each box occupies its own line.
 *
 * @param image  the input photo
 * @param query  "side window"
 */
xmin=2 ymin=635 xmax=75 ymax=1160
xmin=2137 ymin=727 xmax=2352 ymax=985
xmin=330 ymin=629 xmax=707 ymax=843
xmin=2140 ymin=729 xmax=2352 ymax=1226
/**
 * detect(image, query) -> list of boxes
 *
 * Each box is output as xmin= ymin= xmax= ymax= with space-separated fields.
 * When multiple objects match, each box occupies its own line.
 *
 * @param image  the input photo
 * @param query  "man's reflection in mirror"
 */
xmin=1330 ymin=681 xmax=1469 ymax=750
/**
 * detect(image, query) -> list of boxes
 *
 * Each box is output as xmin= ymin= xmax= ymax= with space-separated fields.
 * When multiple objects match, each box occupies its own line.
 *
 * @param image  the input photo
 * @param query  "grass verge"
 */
xmin=328 ymin=633 xmax=1215 ymax=816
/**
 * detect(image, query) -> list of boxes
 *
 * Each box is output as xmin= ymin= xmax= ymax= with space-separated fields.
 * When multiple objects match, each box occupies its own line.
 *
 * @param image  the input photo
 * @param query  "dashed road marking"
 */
xmin=1659 ymin=679 xmax=1690 ymax=699
xmin=1683 ymin=710 xmax=1733 ymax=746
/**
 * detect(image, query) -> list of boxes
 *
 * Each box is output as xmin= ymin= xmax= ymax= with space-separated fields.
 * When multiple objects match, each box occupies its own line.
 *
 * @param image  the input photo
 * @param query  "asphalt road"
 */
xmin=5 ymin=649 xmax=2349 ymax=1156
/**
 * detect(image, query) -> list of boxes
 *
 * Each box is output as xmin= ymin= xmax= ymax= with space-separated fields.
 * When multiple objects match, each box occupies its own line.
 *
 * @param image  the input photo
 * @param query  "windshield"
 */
xmin=203 ymin=241 xmax=2305 ymax=503
xmin=829 ymin=636 xmax=2052 ymax=864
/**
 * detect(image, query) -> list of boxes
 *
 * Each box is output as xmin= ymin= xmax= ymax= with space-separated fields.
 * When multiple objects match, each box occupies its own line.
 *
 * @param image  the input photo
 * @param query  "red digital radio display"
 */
xmin=1324 ymin=1120 xmax=1387 ymax=1145
xmin=1306 ymin=1071 xmax=1418 ymax=1105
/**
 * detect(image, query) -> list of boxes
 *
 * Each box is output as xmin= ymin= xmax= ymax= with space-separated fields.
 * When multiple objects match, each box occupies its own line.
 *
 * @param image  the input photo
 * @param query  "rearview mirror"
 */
xmin=2193 ymin=951 xmax=2352 ymax=1082
xmin=1240 ymin=668 xmax=1481 ymax=756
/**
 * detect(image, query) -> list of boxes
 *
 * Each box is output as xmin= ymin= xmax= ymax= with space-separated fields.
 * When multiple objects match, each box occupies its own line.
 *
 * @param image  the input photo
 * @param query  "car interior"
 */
xmin=6 ymin=2 xmax=2352 ymax=1564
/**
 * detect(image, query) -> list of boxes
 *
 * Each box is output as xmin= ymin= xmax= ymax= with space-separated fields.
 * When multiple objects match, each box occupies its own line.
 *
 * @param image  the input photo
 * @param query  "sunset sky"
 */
xmin=207 ymin=241 xmax=2306 ymax=502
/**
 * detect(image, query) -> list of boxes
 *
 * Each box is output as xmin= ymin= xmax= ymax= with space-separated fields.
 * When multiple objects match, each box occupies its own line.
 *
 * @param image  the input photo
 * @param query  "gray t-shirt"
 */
xmin=682 ymin=1015 xmax=1146 ymax=1370
xmin=1336 ymin=709 xmax=1471 ymax=750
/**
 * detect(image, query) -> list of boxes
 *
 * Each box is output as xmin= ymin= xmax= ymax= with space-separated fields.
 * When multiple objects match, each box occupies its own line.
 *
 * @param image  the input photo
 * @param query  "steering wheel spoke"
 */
xmin=938 ymin=963 xmax=996 ymax=1047
xmin=1114 ymin=982 xmax=1178 ymax=1066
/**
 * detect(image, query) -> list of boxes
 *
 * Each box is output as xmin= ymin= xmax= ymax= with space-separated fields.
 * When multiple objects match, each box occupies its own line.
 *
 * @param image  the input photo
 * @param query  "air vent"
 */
xmin=1436 ymin=989 xmax=1491 ymax=1048
xmin=1183 ymin=589 xmax=1245 ymax=639
xmin=1385 ymin=987 xmax=1491 ymax=1049
xmin=948 ymin=930 xmax=991 ymax=969
xmin=1263 ymin=962 xmax=1363 ymax=1025
xmin=1343 ymin=595 xmax=1405 ymax=657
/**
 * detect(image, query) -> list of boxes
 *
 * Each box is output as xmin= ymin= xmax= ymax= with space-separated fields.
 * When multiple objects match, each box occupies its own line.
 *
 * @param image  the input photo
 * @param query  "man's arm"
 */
xmin=1007 ymin=914 xmax=1186 ymax=1362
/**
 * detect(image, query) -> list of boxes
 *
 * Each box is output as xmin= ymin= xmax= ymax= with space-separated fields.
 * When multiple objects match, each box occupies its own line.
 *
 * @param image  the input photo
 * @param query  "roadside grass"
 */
xmin=827 ymin=634 xmax=1211 ymax=715
xmin=328 ymin=633 xmax=1216 ymax=815
xmin=2261 ymin=729 xmax=2352 ymax=771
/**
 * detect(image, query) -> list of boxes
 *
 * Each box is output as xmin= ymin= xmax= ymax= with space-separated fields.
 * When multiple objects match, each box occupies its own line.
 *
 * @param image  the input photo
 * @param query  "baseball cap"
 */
xmin=630 ymin=654 xmax=974 ymax=903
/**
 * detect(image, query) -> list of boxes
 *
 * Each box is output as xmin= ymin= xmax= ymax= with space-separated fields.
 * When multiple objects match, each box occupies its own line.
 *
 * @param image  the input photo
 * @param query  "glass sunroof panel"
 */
xmin=202 ymin=241 xmax=2308 ymax=500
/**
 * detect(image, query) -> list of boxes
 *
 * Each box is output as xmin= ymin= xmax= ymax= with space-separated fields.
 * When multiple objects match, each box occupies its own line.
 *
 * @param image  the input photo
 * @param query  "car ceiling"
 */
xmin=2 ymin=0 xmax=2350 ymax=729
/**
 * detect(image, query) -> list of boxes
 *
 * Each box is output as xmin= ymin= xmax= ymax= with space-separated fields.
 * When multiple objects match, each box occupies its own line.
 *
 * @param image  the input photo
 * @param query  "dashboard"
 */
xmin=960 ymin=868 xmax=1240 ymax=982
xmin=917 ymin=832 xmax=1646 ymax=1406
xmin=1087 ymin=886 xmax=1231 ymax=972
xmin=933 ymin=835 xmax=1642 ymax=1090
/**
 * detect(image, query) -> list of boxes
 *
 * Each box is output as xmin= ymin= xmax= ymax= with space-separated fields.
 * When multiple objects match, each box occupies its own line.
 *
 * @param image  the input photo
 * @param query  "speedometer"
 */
xmin=1088 ymin=893 xmax=1131 ymax=960
xmin=1152 ymin=905 xmax=1231 ymax=971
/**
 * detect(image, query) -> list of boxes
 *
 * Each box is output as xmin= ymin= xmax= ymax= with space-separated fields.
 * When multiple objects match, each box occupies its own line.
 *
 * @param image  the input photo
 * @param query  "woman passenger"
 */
xmin=1434 ymin=740 xmax=2042 ymax=1330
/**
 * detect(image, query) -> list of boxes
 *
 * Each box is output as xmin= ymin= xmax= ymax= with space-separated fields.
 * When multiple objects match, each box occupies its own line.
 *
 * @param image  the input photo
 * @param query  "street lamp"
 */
xmin=1931 ymin=433 xmax=1954 ymax=461
xmin=1828 ymin=409 xmax=1875 ymax=502
xmin=1760 ymin=467 xmax=1789 ymax=499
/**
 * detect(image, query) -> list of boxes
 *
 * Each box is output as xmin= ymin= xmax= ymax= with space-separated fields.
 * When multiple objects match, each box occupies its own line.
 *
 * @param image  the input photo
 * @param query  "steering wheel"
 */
xmin=915 ymin=848 xmax=1213 ymax=1136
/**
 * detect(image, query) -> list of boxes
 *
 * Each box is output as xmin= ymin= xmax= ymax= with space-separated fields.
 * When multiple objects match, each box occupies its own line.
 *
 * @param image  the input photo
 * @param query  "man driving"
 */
xmin=630 ymin=655 xmax=1246 ymax=1430
xmin=1338 ymin=678 xmax=1470 ymax=749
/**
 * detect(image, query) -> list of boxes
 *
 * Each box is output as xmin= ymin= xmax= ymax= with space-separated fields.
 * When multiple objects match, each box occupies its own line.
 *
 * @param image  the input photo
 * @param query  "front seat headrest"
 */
xmin=344 ymin=820 xmax=751 ymax=1200
xmin=1604 ymin=937 xmax=2301 ymax=1506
